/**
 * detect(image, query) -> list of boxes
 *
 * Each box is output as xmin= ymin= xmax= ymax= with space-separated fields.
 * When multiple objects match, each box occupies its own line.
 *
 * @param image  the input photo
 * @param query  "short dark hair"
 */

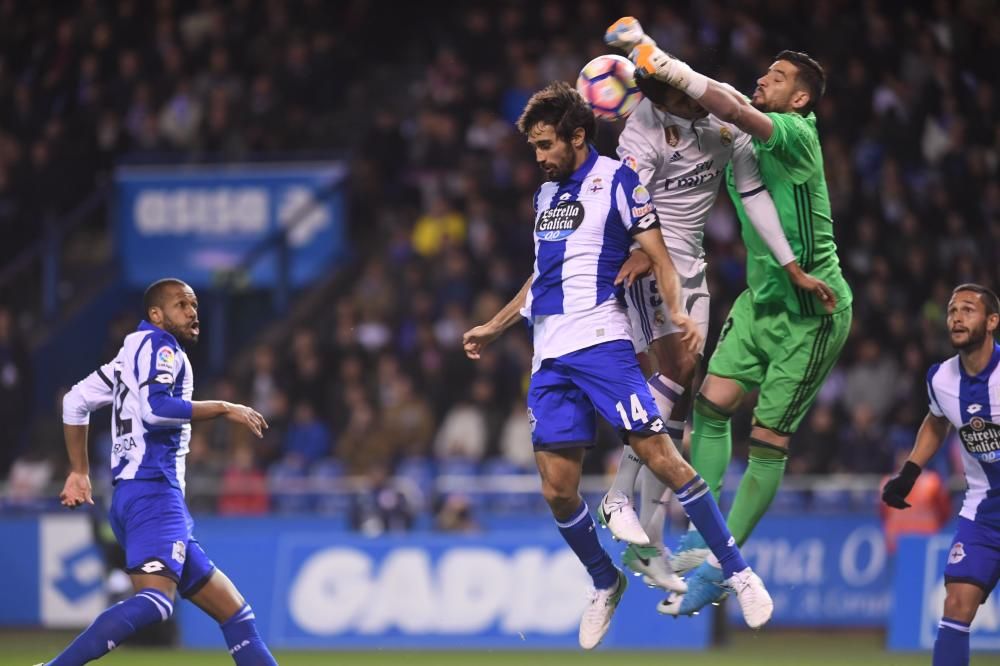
xmin=775 ymin=50 xmax=826 ymax=115
xmin=516 ymin=81 xmax=596 ymax=144
xmin=953 ymin=283 xmax=1000 ymax=317
xmin=635 ymin=74 xmax=675 ymax=106
xmin=143 ymin=278 xmax=188 ymax=317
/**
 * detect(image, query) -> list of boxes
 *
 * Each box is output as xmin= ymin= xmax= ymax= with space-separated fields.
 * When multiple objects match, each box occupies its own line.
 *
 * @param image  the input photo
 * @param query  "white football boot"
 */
xmin=579 ymin=569 xmax=628 ymax=650
xmin=622 ymin=543 xmax=687 ymax=593
xmin=597 ymin=491 xmax=650 ymax=545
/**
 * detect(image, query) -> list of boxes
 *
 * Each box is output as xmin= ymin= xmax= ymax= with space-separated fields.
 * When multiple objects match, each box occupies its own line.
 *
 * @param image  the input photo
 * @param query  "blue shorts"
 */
xmin=944 ymin=514 xmax=1000 ymax=600
xmin=527 ymin=340 xmax=664 ymax=450
xmin=110 ymin=479 xmax=216 ymax=598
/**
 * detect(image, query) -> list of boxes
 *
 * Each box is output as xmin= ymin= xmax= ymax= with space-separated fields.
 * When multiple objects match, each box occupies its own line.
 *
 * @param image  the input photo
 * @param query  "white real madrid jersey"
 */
xmin=521 ymin=146 xmax=659 ymax=366
xmin=926 ymin=344 xmax=1000 ymax=521
xmin=617 ymin=98 xmax=764 ymax=266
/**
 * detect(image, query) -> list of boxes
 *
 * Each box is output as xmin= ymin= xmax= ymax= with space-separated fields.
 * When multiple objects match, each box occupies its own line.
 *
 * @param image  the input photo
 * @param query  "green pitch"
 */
xmin=3 ymin=631 xmax=990 ymax=666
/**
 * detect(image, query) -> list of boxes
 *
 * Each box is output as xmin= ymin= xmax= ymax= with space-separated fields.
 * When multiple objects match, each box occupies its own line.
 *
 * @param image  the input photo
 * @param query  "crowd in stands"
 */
xmin=1 ymin=1 xmax=999 ymax=525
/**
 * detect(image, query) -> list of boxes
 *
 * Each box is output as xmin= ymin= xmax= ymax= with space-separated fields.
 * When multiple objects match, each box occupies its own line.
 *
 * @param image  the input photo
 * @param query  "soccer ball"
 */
xmin=576 ymin=54 xmax=642 ymax=121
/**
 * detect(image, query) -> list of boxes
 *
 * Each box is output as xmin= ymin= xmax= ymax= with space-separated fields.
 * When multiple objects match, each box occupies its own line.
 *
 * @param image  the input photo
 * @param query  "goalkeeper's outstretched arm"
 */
xmin=606 ymin=16 xmax=774 ymax=140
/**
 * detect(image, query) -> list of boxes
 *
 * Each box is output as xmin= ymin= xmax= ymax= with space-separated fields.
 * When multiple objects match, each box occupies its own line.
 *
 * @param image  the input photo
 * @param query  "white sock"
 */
xmin=609 ymin=445 xmax=643 ymax=499
xmin=637 ymin=465 xmax=671 ymax=546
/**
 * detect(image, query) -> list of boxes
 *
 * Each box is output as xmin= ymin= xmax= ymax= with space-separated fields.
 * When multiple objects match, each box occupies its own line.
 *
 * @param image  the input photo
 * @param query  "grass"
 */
xmin=3 ymin=630 xmax=985 ymax=666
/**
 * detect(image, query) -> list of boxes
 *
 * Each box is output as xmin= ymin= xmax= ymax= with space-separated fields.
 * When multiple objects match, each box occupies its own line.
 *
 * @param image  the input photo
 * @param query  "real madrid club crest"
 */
xmin=664 ymin=125 xmax=680 ymax=147
xmin=720 ymin=126 xmax=733 ymax=147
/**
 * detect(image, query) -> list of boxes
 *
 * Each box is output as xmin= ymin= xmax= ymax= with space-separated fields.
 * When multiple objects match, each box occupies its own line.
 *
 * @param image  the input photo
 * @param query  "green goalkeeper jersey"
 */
xmin=725 ymin=111 xmax=852 ymax=316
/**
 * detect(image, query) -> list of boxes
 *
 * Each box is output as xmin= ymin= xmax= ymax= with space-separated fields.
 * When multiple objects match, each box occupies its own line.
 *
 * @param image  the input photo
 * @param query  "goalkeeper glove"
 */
xmin=604 ymin=16 xmax=655 ymax=51
xmin=881 ymin=461 xmax=922 ymax=509
xmin=629 ymin=44 xmax=709 ymax=98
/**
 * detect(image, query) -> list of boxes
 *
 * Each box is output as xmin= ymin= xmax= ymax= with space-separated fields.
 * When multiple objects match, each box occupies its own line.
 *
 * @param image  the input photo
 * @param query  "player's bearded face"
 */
xmin=157 ymin=285 xmax=201 ymax=346
xmin=947 ymin=292 xmax=992 ymax=351
xmin=528 ymin=124 xmax=576 ymax=181
xmin=751 ymin=61 xmax=799 ymax=112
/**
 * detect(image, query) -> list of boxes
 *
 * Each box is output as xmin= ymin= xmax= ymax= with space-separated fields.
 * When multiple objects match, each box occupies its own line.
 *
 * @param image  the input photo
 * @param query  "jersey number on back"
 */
xmin=113 ymin=369 xmax=133 ymax=437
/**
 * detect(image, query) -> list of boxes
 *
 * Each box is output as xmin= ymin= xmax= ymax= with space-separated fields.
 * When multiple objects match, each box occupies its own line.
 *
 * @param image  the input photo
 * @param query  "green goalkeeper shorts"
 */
xmin=707 ymin=289 xmax=852 ymax=434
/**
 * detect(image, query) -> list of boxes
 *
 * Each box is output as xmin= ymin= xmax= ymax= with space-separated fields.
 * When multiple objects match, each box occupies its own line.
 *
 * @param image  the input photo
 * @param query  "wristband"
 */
xmin=899 ymin=460 xmax=922 ymax=481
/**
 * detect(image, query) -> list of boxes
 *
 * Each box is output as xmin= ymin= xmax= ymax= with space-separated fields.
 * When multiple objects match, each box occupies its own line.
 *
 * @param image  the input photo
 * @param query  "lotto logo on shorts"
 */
xmin=172 ymin=540 xmax=187 ymax=564
xmin=141 ymin=560 xmax=165 ymax=574
xmin=948 ymin=542 xmax=966 ymax=564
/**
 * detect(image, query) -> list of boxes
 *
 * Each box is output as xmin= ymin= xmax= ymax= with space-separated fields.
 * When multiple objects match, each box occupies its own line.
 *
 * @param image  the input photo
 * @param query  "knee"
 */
xmin=695 ymin=393 xmax=734 ymax=422
xmin=632 ymin=434 xmax=674 ymax=463
xmin=540 ymin=481 xmax=580 ymax=516
xmin=137 ymin=588 xmax=175 ymax=621
xmin=943 ymin=592 xmax=979 ymax=623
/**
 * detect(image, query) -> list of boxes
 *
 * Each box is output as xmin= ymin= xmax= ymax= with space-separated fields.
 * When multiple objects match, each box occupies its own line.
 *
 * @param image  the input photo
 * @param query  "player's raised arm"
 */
xmin=605 ymin=17 xmax=774 ymax=141
xmin=60 ymin=361 xmax=117 ymax=507
xmin=463 ymin=276 xmax=532 ymax=360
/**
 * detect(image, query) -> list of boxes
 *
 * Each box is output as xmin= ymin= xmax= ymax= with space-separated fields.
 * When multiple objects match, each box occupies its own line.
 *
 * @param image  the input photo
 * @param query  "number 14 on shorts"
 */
xmin=615 ymin=393 xmax=662 ymax=431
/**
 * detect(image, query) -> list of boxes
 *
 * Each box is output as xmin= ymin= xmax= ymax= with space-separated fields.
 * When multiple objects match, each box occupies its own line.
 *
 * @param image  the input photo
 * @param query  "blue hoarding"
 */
xmin=115 ymin=163 xmax=348 ymax=288
xmin=889 ymin=534 xmax=1000 ymax=651
xmin=723 ymin=515 xmax=891 ymax=627
xmin=177 ymin=518 xmax=711 ymax=650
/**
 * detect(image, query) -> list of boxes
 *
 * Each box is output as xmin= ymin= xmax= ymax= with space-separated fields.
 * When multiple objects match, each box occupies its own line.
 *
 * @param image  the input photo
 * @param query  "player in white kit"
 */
xmin=883 ymin=284 xmax=1000 ymax=666
xmin=600 ymin=74 xmax=836 ymax=591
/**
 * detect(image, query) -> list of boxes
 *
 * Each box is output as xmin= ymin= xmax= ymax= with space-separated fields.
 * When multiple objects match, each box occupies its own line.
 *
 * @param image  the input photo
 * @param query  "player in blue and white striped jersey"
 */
xmin=883 ymin=283 xmax=1000 ymax=666
xmin=44 ymin=279 xmax=276 ymax=665
xmin=463 ymin=82 xmax=772 ymax=650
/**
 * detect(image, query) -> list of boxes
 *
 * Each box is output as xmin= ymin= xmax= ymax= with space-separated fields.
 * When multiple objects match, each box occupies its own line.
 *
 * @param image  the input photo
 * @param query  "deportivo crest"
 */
xmin=948 ymin=542 xmax=966 ymax=564
xmin=535 ymin=201 xmax=584 ymax=241
xmin=586 ymin=177 xmax=604 ymax=193
xmin=664 ymin=126 xmax=680 ymax=147
xmin=720 ymin=126 xmax=733 ymax=147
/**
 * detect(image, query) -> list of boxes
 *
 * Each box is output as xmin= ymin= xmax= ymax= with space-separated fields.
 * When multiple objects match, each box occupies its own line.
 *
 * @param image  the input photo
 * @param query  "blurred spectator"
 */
xmin=841 ymin=338 xmax=899 ymax=423
xmin=218 ymin=443 xmax=269 ymax=516
xmin=284 ymin=402 xmax=331 ymax=467
xmin=434 ymin=494 xmax=480 ymax=533
xmin=348 ymin=465 xmax=415 ymax=536
xmin=499 ymin=401 xmax=535 ymax=470
xmin=0 ymin=306 xmax=31 ymax=476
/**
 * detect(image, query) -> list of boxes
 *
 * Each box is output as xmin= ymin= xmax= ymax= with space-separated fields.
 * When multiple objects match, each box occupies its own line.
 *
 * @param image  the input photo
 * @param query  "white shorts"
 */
xmin=626 ymin=260 xmax=709 ymax=355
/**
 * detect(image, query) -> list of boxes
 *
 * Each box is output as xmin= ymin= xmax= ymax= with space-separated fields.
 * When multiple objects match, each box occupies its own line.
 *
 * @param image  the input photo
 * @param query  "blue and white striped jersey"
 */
xmin=927 ymin=343 xmax=1000 ymax=521
xmin=521 ymin=147 xmax=659 ymax=364
xmin=63 ymin=321 xmax=194 ymax=491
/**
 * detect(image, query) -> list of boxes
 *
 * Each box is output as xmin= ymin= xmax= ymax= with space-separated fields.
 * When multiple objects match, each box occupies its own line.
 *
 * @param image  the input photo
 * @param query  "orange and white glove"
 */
xmin=604 ymin=16 xmax=655 ymax=51
xmin=629 ymin=43 xmax=709 ymax=99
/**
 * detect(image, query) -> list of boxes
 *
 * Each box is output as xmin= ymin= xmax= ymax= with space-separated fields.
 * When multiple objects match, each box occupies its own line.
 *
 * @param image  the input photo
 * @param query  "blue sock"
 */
xmin=676 ymin=475 xmax=748 ymax=578
xmin=556 ymin=501 xmax=619 ymax=589
xmin=933 ymin=617 xmax=970 ymax=666
xmin=48 ymin=588 xmax=173 ymax=665
xmin=221 ymin=604 xmax=278 ymax=665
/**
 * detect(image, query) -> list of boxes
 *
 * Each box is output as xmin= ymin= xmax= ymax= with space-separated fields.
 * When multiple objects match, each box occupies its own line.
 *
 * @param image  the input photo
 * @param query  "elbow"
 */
xmin=62 ymin=389 xmax=90 ymax=425
xmin=143 ymin=395 xmax=191 ymax=425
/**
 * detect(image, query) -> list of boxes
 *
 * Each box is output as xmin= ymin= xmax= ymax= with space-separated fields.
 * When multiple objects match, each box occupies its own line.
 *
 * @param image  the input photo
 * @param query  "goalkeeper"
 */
xmin=606 ymin=18 xmax=853 ymax=616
